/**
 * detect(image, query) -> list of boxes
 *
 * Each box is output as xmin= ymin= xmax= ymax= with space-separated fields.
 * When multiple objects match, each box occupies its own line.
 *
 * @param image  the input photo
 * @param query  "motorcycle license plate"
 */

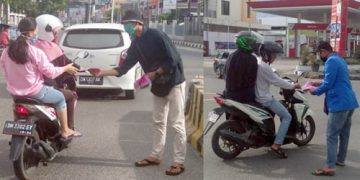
xmin=79 ymin=76 xmax=103 ymax=85
xmin=2 ymin=121 xmax=34 ymax=136
xmin=204 ymin=109 xmax=224 ymax=135
xmin=208 ymin=111 xmax=221 ymax=123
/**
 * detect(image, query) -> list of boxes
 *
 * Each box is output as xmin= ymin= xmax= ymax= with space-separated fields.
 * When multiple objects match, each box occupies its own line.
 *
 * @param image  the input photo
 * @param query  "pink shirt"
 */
xmin=33 ymin=40 xmax=63 ymax=61
xmin=0 ymin=45 xmax=65 ymax=96
xmin=0 ymin=31 xmax=9 ymax=47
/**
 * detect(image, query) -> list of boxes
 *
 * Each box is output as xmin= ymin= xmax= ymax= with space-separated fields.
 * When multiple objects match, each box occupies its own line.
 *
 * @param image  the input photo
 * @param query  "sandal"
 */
xmin=312 ymin=169 xmax=335 ymax=176
xmin=134 ymin=158 xmax=160 ymax=167
xmin=270 ymin=147 xmax=288 ymax=159
xmin=60 ymin=131 xmax=82 ymax=141
xmin=336 ymin=161 xmax=345 ymax=167
xmin=165 ymin=164 xmax=185 ymax=176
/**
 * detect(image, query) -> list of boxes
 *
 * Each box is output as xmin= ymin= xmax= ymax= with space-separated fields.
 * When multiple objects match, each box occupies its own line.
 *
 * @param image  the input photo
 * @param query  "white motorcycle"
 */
xmin=204 ymin=76 xmax=316 ymax=159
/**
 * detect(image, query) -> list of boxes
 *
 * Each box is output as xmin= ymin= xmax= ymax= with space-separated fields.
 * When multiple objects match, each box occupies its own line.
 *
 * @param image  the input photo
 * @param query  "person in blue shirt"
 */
xmin=310 ymin=41 xmax=358 ymax=176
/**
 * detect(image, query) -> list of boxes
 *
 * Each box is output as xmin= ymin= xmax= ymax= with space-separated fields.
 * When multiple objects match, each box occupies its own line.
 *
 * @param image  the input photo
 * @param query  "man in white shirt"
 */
xmin=255 ymin=41 xmax=300 ymax=158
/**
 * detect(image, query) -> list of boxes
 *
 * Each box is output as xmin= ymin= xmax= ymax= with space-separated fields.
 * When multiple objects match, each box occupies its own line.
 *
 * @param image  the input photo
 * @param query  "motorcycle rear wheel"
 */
xmin=294 ymin=116 xmax=315 ymax=146
xmin=13 ymin=132 xmax=40 ymax=180
xmin=211 ymin=120 xmax=247 ymax=159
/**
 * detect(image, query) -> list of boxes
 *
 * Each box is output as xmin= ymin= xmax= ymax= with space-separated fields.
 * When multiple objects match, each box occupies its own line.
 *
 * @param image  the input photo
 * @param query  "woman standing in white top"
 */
xmin=255 ymin=41 xmax=301 ymax=158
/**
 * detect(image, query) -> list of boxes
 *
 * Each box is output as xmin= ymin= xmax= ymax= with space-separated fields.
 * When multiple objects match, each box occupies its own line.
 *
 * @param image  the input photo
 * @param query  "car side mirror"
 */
xmin=77 ymin=51 xmax=89 ymax=59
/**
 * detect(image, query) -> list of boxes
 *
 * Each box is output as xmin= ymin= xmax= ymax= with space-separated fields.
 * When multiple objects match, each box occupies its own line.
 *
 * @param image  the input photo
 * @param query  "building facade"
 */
xmin=204 ymin=0 xmax=270 ymax=56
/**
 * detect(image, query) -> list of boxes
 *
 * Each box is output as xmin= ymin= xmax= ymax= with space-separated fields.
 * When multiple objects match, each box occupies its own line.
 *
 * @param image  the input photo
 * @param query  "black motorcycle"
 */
xmin=204 ymin=77 xmax=316 ymax=160
xmin=2 ymin=51 xmax=88 ymax=180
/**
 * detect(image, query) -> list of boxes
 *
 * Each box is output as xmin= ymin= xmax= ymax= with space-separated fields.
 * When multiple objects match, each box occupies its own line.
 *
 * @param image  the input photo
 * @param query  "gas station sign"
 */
xmin=330 ymin=0 xmax=348 ymax=57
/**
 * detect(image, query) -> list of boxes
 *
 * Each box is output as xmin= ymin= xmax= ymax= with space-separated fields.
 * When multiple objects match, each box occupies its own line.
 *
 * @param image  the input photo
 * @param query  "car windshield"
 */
xmin=63 ymin=29 xmax=124 ymax=49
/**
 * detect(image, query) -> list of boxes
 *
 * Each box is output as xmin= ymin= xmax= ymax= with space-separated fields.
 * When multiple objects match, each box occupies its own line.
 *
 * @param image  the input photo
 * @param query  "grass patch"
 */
xmin=345 ymin=58 xmax=360 ymax=65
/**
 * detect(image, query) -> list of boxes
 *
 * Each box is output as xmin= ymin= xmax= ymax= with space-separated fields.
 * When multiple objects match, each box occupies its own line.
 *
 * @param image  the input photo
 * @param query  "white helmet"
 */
xmin=36 ymin=14 xmax=63 ymax=42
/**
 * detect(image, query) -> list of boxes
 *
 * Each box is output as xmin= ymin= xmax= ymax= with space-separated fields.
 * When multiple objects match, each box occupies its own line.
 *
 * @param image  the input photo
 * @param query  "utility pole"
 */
xmin=188 ymin=0 xmax=191 ymax=17
xmin=4 ymin=0 xmax=9 ymax=24
xmin=111 ymin=0 xmax=114 ymax=23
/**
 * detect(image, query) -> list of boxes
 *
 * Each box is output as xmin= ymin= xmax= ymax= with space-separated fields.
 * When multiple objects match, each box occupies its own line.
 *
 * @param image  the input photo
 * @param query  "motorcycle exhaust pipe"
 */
xmin=32 ymin=143 xmax=50 ymax=160
xmin=219 ymin=129 xmax=253 ymax=146
xmin=32 ymin=141 xmax=57 ymax=161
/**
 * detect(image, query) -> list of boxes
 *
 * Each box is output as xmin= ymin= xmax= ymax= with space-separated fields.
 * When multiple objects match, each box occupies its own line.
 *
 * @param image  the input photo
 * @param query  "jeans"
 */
xmin=30 ymin=85 xmax=66 ymax=112
xmin=326 ymin=110 xmax=354 ymax=168
xmin=150 ymin=82 xmax=186 ymax=164
xmin=262 ymin=98 xmax=292 ymax=145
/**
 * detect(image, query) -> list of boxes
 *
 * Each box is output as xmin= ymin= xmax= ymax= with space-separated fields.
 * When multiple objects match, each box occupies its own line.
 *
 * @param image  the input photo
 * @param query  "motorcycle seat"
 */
xmin=13 ymin=96 xmax=55 ymax=108
xmin=247 ymin=102 xmax=275 ymax=117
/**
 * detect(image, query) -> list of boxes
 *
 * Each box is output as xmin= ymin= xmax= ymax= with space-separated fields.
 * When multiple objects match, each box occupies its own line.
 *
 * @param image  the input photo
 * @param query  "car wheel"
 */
xmin=125 ymin=90 xmax=135 ymax=99
xmin=215 ymin=66 xmax=223 ymax=79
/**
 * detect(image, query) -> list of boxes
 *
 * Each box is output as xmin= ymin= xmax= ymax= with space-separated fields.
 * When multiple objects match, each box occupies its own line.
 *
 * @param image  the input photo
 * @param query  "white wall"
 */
xmin=204 ymin=30 xmax=238 ymax=55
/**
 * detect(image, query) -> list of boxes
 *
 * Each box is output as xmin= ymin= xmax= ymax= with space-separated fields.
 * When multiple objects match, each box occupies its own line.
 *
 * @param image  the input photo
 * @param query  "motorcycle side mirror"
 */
xmin=297 ymin=71 xmax=305 ymax=77
xmin=295 ymin=71 xmax=305 ymax=83
xmin=76 ymin=51 xmax=89 ymax=59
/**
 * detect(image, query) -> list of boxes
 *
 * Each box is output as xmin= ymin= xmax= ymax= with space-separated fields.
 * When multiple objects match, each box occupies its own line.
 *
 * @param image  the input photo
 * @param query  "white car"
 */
xmin=59 ymin=23 xmax=142 ymax=99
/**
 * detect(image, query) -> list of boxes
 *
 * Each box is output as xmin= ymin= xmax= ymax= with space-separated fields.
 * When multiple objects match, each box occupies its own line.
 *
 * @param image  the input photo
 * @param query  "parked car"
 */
xmin=59 ymin=23 xmax=142 ymax=99
xmin=213 ymin=51 xmax=231 ymax=79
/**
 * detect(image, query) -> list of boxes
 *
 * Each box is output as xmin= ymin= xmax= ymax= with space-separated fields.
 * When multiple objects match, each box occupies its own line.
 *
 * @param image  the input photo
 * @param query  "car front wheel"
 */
xmin=215 ymin=66 xmax=224 ymax=79
xmin=125 ymin=90 xmax=135 ymax=99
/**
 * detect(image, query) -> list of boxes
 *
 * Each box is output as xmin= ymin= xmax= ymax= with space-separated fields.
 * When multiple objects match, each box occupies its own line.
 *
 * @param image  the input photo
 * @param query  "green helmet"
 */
xmin=235 ymin=32 xmax=257 ymax=52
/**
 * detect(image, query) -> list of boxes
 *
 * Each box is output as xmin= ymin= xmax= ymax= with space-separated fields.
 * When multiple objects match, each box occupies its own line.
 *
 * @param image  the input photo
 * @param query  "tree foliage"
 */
xmin=354 ymin=45 xmax=360 ymax=60
xmin=8 ymin=0 xmax=68 ymax=17
xmin=104 ymin=8 xmax=123 ymax=23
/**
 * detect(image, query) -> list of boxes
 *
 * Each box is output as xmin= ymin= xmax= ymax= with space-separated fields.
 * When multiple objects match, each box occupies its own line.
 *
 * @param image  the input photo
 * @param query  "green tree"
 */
xmin=9 ymin=0 xmax=68 ymax=17
xmin=354 ymin=45 xmax=360 ymax=60
xmin=104 ymin=8 xmax=123 ymax=23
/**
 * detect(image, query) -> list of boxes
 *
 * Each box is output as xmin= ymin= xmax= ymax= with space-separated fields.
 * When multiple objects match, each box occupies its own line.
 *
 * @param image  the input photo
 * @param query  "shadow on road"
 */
xmin=53 ymin=155 xmax=133 ymax=168
xmin=220 ymin=144 xmax=360 ymax=179
xmin=0 ymin=83 xmax=11 ymax=99
xmin=0 ymin=139 xmax=17 ymax=180
xmin=118 ymin=110 xmax=203 ymax=180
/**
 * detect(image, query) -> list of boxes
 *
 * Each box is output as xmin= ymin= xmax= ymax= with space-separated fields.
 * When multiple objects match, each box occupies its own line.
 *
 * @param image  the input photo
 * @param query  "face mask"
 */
xmin=29 ymin=34 xmax=38 ymax=45
xmin=124 ymin=23 xmax=136 ymax=39
xmin=320 ymin=56 xmax=328 ymax=62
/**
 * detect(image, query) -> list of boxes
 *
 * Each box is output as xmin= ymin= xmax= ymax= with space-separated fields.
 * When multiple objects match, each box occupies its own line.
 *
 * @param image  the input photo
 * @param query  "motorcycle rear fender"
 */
xmin=294 ymin=104 xmax=314 ymax=122
xmin=224 ymin=99 xmax=273 ymax=124
xmin=9 ymin=135 xmax=26 ymax=161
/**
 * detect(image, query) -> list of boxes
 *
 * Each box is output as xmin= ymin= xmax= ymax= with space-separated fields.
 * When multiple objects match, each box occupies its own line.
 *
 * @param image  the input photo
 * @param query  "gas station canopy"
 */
xmin=248 ymin=0 xmax=360 ymax=27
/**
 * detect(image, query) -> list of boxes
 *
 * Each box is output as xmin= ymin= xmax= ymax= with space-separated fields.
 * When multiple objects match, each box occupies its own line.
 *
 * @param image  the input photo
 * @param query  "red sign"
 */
xmin=292 ymin=23 xmax=328 ymax=30
xmin=330 ymin=0 xmax=348 ymax=57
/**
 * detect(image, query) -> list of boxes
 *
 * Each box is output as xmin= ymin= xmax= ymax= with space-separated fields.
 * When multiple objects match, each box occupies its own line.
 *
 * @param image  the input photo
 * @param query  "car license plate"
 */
xmin=2 ymin=121 xmax=34 ymax=136
xmin=79 ymin=76 xmax=103 ymax=85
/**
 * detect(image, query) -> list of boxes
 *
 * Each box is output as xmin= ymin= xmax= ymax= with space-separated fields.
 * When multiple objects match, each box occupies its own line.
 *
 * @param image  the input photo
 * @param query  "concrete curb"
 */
xmin=172 ymin=40 xmax=203 ymax=49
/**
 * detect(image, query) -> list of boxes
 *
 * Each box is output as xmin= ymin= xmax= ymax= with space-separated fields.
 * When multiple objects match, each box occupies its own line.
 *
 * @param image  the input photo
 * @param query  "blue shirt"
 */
xmin=314 ymin=53 xmax=358 ymax=112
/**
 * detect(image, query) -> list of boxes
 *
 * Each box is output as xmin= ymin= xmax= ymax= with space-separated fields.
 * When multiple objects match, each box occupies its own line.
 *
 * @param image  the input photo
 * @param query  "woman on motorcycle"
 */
xmin=0 ymin=17 xmax=80 ymax=139
xmin=255 ymin=41 xmax=301 ymax=158
xmin=33 ymin=14 xmax=78 ymax=130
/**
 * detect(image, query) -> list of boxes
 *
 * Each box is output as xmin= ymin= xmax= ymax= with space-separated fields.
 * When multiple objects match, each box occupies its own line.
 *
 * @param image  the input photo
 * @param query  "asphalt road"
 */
xmin=203 ymin=57 xmax=360 ymax=180
xmin=0 ymin=46 xmax=203 ymax=180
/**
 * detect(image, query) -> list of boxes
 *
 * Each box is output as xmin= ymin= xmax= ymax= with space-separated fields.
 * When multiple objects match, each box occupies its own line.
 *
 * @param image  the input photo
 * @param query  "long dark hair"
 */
xmin=8 ymin=17 xmax=37 ymax=64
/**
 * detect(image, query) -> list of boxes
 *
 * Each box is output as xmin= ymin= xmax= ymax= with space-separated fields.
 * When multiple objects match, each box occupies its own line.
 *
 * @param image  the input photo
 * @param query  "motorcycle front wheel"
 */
xmin=211 ymin=120 xmax=247 ymax=159
xmin=294 ymin=116 xmax=316 ymax=146
xmin=13 ymin=132 xmax=40 ymax=180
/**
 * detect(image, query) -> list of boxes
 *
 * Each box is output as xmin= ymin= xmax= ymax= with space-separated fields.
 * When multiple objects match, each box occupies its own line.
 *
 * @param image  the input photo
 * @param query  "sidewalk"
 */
xmin=205 ymin=55 xmax=360 ymax=80
xmin=274 ymin=57 xmax=360 ymax=80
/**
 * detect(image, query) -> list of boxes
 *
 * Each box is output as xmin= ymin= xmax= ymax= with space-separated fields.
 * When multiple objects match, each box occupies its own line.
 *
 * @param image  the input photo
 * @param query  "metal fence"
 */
xmin=149 ymin=17 xmax=203 ymax=43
